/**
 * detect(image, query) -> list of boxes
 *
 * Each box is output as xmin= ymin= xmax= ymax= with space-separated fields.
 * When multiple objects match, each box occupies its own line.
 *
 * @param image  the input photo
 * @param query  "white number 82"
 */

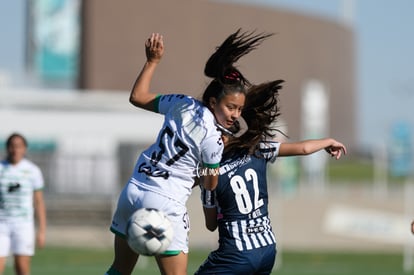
xmin=230 ymin=168 xmax=264 ymax=214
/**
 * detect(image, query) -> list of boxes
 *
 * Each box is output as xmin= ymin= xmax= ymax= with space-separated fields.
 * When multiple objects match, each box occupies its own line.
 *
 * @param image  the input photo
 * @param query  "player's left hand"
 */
xmin=36 ymin=231 xmax=46 ymax=249
xmin=325 ymin=141 xmax=347 ymax=159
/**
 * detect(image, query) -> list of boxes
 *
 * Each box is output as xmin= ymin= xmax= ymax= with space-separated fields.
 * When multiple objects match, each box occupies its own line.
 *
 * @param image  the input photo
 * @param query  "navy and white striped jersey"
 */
xmin=215 ymin=141 xmax=280 ymax=251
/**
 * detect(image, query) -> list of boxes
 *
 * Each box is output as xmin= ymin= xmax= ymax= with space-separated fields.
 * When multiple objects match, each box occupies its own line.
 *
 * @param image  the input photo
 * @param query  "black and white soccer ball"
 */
xmin=126 ymin=208 xmax=174 ymax=256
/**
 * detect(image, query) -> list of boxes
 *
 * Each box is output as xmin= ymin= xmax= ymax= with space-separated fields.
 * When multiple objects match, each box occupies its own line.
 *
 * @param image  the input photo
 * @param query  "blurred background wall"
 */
xmin=80 ymin=0 xmax=356 ymax=148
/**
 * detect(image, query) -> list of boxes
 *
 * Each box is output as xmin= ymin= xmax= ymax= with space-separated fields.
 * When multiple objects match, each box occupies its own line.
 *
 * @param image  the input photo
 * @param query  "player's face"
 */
xmin=7 ymin=136 xmax=27 ymax=164
xmin=210 ymin=92 xmax=245 ymax=129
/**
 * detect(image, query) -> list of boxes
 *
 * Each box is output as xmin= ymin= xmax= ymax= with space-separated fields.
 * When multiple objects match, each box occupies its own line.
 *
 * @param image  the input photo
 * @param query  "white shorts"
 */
xmin=110 ymin=182 xmax=190 ymax=254
xmin=0 ymin=221 xmax=35 ymax=257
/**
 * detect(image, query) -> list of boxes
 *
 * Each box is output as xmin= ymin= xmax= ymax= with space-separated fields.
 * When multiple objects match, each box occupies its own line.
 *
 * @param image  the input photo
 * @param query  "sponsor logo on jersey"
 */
xmin=210 ymin=150 xmax=221 ymax=160
xmin=246 ymin=225 xmax=266 ymax=234
xmin=219 ymin=155 xmax=251 ymax=176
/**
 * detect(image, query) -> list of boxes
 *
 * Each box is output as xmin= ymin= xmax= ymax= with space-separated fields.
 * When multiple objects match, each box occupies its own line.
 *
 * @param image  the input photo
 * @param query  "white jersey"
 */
xmin=132 ymin=94 xmax=223 ymax=204
xmin=0 ymin=158 xmax=44 ymax=223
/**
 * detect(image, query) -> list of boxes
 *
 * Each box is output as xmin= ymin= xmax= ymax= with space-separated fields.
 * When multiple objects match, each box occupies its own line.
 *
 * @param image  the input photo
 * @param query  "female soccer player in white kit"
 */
xmin=105 ymin=30 xmax=273 ymax=275
xmin=0 ymin=133 xmax=47 ymax=275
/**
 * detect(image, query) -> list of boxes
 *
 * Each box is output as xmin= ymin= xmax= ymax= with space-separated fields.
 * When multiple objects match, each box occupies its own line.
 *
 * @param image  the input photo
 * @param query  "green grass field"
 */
xmin=3 ymin=246 xmax=412 ymax=275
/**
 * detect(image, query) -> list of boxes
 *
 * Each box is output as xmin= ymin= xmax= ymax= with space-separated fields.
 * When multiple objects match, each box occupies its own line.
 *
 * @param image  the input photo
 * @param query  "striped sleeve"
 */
xmin=257 ymin=141 xmax=280 ymax=163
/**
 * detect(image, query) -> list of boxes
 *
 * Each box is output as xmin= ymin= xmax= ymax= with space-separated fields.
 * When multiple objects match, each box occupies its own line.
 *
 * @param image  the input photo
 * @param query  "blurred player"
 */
xmin=0 ymin=133 xmax=47 ymax=275
xmin=105 ymin=29 xmax=273 ymax=275
xmin=196 ymin=80 xmax=347 ymax=274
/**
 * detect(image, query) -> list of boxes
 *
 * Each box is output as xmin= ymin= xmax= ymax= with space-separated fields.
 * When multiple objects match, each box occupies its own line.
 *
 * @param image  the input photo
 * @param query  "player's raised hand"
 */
xmin=145 ymin=33 xmax=164 ymax=64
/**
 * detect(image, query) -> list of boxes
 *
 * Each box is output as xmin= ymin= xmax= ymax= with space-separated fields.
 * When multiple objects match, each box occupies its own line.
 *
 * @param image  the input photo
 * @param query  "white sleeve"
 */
xmin=32 ymin=165 xmax=44 ymax=191
xmin=200 ymin=134 xmax=223 ymax=168
xmin=157 ymin=94 xmax=187 ymax=114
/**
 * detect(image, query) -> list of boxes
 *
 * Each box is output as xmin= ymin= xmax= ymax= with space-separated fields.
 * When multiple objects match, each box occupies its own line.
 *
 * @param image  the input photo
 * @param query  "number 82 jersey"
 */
xmin=215 ymin=141 xmax=280 ymax=251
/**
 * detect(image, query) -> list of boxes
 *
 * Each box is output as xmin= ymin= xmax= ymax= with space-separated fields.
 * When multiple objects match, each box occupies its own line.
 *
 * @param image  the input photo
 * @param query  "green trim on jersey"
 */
xmin=203 ymin=162 xmax=220 ymax=169
xmin=105 ymin=266 xmax=123 ymax=275
xmin=161 ymin=250 xmax=182 ymax=256
xmin=110 ymin=227 xmax=127 ymax=239
xmin=154 ymin=94 xmax=162 ymax=113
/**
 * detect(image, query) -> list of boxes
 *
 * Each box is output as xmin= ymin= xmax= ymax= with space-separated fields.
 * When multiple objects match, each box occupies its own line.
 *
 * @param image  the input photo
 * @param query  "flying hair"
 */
xmin=205 ymin=28 xmax=273 ymax=84
xmin=202 ymin=29 xmax=274 ymax=105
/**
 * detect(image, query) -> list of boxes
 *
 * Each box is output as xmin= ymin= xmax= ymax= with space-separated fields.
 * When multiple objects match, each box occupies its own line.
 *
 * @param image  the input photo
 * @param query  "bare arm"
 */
xmin=203 ymin=207 xmax=218 ymax=232
xmin=129 ymin=33 xmax=164 ymax=112
xmin=34 ymin=190 xmax=46 ymax=248
xmin=201 ymin=173 xmax=219 ymax=191
xmin=279 ymin=138 xmax=347 ymax=159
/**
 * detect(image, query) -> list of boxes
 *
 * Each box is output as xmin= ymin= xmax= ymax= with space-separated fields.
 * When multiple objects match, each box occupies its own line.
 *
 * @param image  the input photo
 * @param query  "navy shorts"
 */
xmin=195 ymin=244 xmax=276 ymax=275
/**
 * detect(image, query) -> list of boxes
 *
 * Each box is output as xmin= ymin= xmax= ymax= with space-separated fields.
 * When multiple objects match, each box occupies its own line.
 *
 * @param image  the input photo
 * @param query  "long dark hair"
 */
xmin=202 ymin=29 xmax=273 ymax=105
xmin=224 ymin=80 xmax=285 ymax=156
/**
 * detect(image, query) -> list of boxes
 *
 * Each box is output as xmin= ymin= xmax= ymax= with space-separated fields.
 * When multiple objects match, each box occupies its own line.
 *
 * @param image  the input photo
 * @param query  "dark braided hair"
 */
xmin=202 ymin=29 xmax=274 ymax=106
xmin=224 ymin=80 xmax=285 ymax=156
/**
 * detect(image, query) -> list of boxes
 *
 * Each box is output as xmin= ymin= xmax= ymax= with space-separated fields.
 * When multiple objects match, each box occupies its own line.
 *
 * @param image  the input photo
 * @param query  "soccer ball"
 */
xmin=126 ymin=208 xmax=174 ymax=256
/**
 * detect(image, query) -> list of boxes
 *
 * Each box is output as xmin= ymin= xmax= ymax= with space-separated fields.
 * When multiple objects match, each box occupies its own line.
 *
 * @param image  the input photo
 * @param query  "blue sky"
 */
xmin=1 ymin=1 xmax=413 ymax=150
xmin=0 ymin=1 xmax=25 ymax=78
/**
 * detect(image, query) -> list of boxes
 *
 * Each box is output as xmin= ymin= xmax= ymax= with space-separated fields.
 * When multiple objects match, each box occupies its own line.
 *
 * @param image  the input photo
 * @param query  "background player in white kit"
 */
xmin=196 ymin=80 xmax=347 ymax=274
xmin=0 ymin=133 xmax=47 ymax=275
xmin=105 ymin=30 xmax=273 ymax=275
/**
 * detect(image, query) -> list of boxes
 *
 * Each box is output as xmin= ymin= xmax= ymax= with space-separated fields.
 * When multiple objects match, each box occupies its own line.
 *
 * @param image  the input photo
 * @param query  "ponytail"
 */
xmin=202 ymin=29 xmax=274 ymax=105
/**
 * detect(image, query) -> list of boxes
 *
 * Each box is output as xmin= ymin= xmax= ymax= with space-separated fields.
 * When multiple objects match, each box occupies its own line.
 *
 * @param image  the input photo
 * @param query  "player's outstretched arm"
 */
xmin=129 ymin=33 xmax=164 ymax=112
xmin=279 ymin=138 xmax=347 ymax=159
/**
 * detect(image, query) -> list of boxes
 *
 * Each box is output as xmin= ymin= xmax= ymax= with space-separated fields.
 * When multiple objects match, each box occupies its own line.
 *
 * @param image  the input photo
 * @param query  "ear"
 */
xmin=209 ymin=97 xmax=217 ymax=109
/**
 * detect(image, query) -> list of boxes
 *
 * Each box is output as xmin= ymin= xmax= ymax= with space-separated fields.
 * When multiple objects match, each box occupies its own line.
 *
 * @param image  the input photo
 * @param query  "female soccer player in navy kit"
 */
xmin=105 ymin=30 xmax=273 ymax=275
xmin=196 ymin=80 xmax=347 ymax=275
